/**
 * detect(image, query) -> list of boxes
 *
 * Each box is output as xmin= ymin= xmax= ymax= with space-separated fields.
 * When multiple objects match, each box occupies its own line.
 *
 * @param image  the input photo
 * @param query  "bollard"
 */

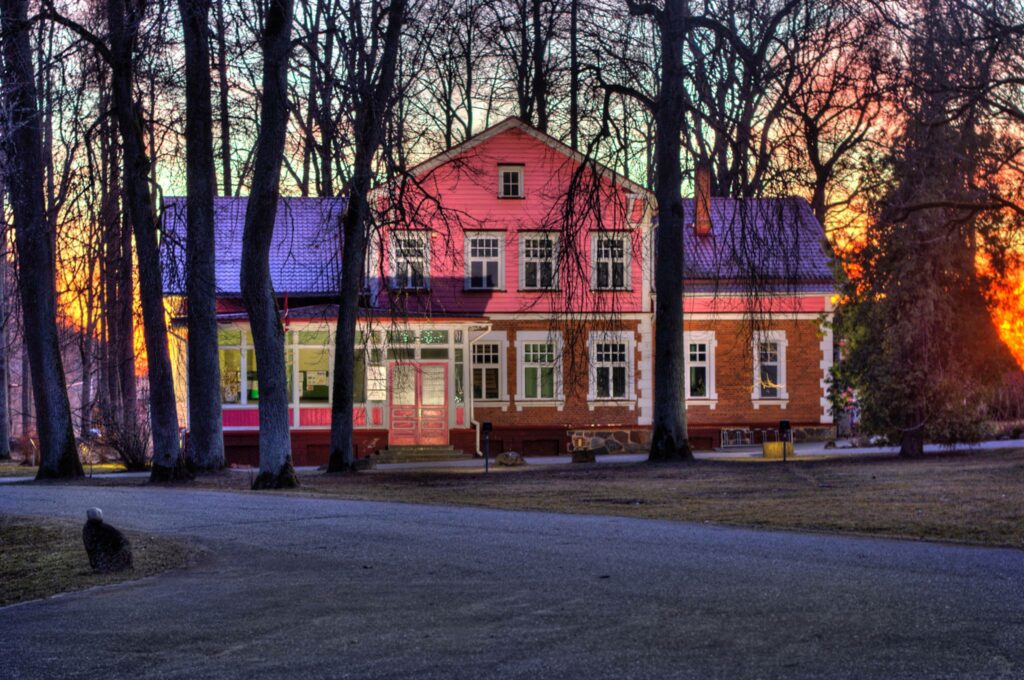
xmin=482 ymin=421 xmax=492 ymax=474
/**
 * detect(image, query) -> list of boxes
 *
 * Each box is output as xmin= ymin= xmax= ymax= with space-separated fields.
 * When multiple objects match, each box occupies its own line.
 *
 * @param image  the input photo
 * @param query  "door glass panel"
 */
xmin=392 ymin=365 xmax=416 ymax=405
xmin=299 ymin=347 xmax=331 ymax=404
xmin=421 ymin=366 xmax=446 ymax=406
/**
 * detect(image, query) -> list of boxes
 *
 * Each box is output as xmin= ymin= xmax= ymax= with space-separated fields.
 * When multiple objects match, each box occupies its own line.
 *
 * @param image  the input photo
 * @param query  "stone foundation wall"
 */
xmin=568 ymin=429 xmax=652 ymax=455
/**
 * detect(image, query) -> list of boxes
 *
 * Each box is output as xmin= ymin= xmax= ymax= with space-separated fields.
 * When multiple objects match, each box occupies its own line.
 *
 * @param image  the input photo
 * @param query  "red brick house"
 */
xmin=163 ymin=118 xmax=835 ymax=465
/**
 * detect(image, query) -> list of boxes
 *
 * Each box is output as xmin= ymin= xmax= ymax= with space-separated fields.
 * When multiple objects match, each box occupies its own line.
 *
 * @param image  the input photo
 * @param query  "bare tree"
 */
xmin=180 ymin=0 xmax=225 ymax=470
xmin=240 ymin=0 xmax=298 ymax=489
xmin=0 ymin=178 xmax=11 ymax=459
xmin=45 ymin=0 xmax=187 ymax=480
xmin=620 ymin=0 xmax=694 ymax=461
xmin=1 ymin=0 xmax=81 ymax=478
xmin=327 ymin=0 xmax=407 ymax=472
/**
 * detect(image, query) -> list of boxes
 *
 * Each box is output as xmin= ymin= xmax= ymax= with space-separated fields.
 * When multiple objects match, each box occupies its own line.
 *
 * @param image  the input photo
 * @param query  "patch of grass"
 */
xmin=83 ymin=448 xmax=1024 ymax=549
xmin=0 ymin=515 xmax=195 ymax=607
xmin=0 ymin=462 xmax=129 ymax=478
xmin=0 ymin=462 xmax=37 ymax=478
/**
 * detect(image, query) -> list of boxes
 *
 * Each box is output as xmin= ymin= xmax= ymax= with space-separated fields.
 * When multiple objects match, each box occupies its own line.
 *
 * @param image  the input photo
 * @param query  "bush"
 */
xmin=101 ymin=415 xmax=152 ymax=472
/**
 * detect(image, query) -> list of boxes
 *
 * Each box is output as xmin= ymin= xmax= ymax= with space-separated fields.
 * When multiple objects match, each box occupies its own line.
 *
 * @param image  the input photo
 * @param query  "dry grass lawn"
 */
xmin=0 ymin=462 xmax=126 ymax=478
xmin=0 ymin=516 xmax=196 ymax=607
xmin=0 ymin=462 xmax=37 ymax=477
xmin=88 ymin=447 xmax=1022 ymax=549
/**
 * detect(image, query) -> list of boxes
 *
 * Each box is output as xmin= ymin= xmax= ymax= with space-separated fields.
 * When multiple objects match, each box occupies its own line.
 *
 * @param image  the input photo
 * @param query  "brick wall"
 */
xmin=470 ymin=318 xmax=645 ymax=430
xmin=682 ymin=317 xmax=828 ymax=427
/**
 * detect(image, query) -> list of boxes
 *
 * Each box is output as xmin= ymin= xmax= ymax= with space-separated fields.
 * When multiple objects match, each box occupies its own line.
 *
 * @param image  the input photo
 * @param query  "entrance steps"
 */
xmin=372 ymin=445 xmax=472 ymax=464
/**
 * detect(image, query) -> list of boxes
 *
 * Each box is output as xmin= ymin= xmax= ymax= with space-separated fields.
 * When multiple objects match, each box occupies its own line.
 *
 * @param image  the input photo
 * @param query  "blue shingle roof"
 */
xmin=680 ymin=197 xmax=833 ymax=286
xmin=161 ymin=196 xmax=346 ymax=295
xmin=161 ymin=195 xmax=832 ymax=298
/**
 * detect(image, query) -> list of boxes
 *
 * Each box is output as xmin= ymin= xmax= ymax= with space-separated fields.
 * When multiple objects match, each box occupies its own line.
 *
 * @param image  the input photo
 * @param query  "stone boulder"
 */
xmin=496 ymin=451 xmax=525 ymax=466
xmin=82 ymin=508 xmax=133 ymax=573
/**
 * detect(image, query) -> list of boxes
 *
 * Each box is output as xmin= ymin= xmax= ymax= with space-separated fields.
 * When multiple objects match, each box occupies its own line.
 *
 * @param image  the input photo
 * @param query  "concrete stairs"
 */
xmin=372 ymin=445 xmax=473 ymax=464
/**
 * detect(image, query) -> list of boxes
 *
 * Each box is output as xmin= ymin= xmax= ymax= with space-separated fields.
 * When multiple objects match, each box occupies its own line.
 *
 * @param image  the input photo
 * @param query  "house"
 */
xmin=162 ymin=118 xmax=835 ymax=465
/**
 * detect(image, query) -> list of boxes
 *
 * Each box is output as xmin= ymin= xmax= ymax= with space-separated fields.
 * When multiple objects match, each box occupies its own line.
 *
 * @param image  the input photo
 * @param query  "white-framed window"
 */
xmin=684 ymin=331 xmax=717 ymax=401
xmin=465 ymin=232 xmax=503 ymax=290
xmin=592 ymin=233 xmax=631 ymax=290
xmin=296 ymin=330 xmax=332 ymax=405
xmin=519 ymin=233 xmax=558 ymax=290
xmin=594 ymin=342 xmax=628 ymax=399
xmin=587 ymin=331 xmax=634 ymax=403
xmin=391 ymin=232 xmax=429 ymax=289
xmin=498 ymin=164 xmax=524 ymax=198
xmin=472 ymin=343 xmax=502 ymax=400
xmin=753 ymin=330 xmax=788 ymax=400
xmin=515 ymin=331 xmax=562 ymax=402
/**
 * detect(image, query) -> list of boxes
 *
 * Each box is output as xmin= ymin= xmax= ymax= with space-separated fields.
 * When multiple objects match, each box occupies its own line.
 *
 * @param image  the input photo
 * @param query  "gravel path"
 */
xmin=1 ymin=484 xmax=1022 ymax=679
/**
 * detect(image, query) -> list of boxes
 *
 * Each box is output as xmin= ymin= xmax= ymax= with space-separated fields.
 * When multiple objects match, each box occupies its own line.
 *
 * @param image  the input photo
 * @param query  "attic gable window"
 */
xmin=498 ymin=165 xmax=524 ymax=198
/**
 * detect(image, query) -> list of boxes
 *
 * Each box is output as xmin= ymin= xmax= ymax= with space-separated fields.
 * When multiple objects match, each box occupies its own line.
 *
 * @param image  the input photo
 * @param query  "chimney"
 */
xmin=694 ymin=162 xmax=712 ymax=236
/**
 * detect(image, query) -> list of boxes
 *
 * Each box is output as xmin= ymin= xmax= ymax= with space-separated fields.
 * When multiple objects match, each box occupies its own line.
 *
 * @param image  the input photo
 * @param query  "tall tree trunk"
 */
xmin=180 ymin=0 xmax=225 ymax=471
xmin=530 ymin=0 xmax=547 ymax=132
xmin=319 ymin=23 xmax=334 ymax=197
xmin=79 ymin=335 xmax=93 ymax=437
xmin=20 ymin=337 xmax=31 ymax=437
xmin=0 ymin=190 xmax=10 ymax=459
xmin=327 ymin=0 xmax=406 ymax=473
xmin=649 ymin=0 xmax=692 ymax=462
xmin=214 ymin=0 xmax=233 ymax=196
xmin=569 ymin=0 xmax=579 ymax=150
xmin=116 ymin=209 xmax=136 ymax=424
xmin=106 ymin=0 xmax=184 ymax=481
xmin=899 ymin=424 xmax=925 ymax=458
xmin=241 ymin=0 xmax=297 ymax=489
xmin=1 ymin=0 xmax=82 ymax=478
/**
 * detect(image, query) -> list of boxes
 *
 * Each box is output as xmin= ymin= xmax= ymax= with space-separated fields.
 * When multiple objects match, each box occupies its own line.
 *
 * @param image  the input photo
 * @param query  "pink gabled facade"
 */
xmin=363 ymin=120 xmax=650 ymax=318
xmin=166 ymin=118 xmax=836 ymax=465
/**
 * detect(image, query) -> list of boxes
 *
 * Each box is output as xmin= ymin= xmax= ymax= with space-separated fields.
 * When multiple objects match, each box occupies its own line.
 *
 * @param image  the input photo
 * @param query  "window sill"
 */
xmin=587 ymin=399 xmax=636 ymax=411
xmin=591 ymin=287 xmax=633 ymax=293
xmin=474 ymin=399 xmax=510 ymax=412
xmin=463 ymin=287 xmax=506 ymax=293
xmin=685 ymin=398 xmax=718 ymax=410
xmin=497 ymin=195 xmax=526 ymax=200
xmin=514 ymin=399 xmax=565 ymax=412
xmin=752 ymin=397 xmax=789 ymax=410
xmin=517 ymin=288 xmax=560 ymax=293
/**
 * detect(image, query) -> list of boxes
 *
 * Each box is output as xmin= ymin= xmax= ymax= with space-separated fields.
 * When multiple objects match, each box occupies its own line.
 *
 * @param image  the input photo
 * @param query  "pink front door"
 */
xmin=389 ymin=363 xmax=448 ymax=446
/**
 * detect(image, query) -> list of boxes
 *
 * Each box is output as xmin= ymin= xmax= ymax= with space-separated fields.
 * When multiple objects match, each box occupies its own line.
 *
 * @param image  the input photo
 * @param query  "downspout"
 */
xmin=468 ymin=323 xmax=492 ymax=457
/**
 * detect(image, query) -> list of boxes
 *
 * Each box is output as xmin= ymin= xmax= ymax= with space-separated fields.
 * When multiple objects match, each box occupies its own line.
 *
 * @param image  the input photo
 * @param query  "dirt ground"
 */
xmin=80 ymin=447 xmax=1024 ymax=549
xmin=0 ymin=515 xmax=196 ymax=607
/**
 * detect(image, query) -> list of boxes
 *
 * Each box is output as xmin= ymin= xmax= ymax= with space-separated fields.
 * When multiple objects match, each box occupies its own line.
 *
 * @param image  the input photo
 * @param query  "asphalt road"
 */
xmin=1 ymin=485 xmax=1022 ymax=679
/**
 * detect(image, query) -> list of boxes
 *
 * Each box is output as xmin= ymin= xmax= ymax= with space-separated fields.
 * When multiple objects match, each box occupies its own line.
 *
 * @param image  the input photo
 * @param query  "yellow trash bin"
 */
xmin=762 ymin=441 xmax=794 ymax=459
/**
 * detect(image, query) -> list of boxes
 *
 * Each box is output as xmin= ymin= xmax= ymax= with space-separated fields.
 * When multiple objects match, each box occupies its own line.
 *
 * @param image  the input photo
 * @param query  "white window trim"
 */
xmin=514 ymin=330 xmax=564 ymax=409
xmin=471 ymin=331 xmax=508 ymax=405
xmin=587 ymin=331 xmax=635 ymax=408
xmin=498 ymin=164 xmax=524 ymax=198
xmin=390 ymin=231 xmax=430 ymax=290
xmin=684 ymin=330 xmax=718 ymax=408
xmin=590 ymin=232 xmax=632 ymax=291
xmin=464 ymin=231 xmax=505 ymax=291
xmin=752 ymin=330 xmax=789 ymax=407
xmin=518 ymin=232 xmax=560 ymax=291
